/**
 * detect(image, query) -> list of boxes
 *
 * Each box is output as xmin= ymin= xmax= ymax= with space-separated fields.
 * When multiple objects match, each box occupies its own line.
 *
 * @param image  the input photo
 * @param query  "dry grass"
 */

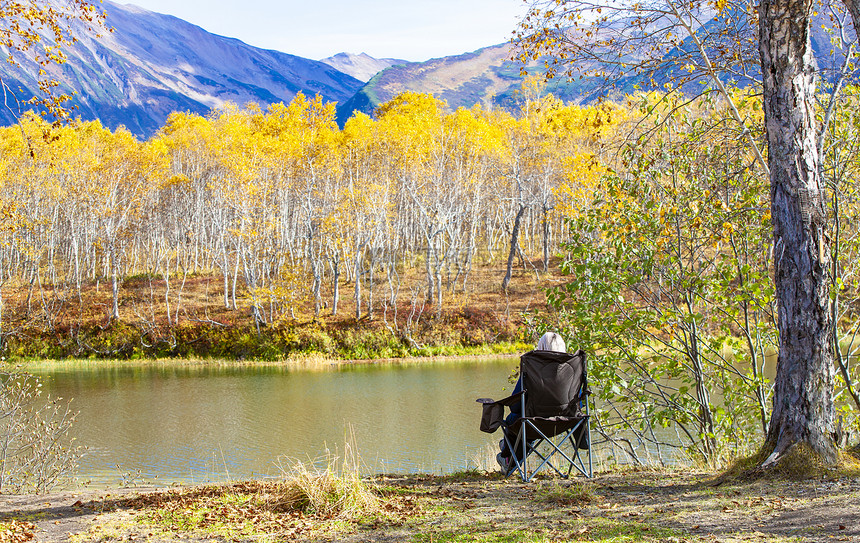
xmin=717 ymin=442 xmax=860 ymax=487
xmin=109 ymin=443 xmax=403 ymax=541
xmin=534 ymin=479 xmax=596 ymax=505
xmin=272 ymin=440 xmax=379 ymax=519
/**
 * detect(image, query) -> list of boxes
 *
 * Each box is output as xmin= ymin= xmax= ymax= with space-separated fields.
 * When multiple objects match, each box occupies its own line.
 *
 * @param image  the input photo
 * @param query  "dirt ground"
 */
xmin=1 ymin=469 xmax=858 ymax=542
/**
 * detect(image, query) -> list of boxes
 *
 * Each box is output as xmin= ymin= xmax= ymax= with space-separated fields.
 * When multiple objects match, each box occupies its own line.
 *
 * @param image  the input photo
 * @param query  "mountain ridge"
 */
xmin=335 ymin=42 xmax=612 ymax=124
xmin=1 ymin=4 xmax=852 ymax=137
xmin=0 ymin=1 xmax=364 ymax=137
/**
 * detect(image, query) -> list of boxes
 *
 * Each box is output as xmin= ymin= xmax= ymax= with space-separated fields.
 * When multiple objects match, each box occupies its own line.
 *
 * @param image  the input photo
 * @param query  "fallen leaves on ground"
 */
xmin=114 ymin=479 xmax=420 ymax=539
xmin=0 ymin=520 xmax=35 ymax=543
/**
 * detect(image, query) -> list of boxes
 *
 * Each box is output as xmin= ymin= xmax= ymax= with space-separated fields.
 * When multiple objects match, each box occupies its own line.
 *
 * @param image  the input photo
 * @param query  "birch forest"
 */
xmin=0 ymin=88 xmax=623 ymax=357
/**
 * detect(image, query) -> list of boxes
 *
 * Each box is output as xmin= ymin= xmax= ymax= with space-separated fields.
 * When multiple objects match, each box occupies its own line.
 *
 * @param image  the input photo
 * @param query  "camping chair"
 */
xmin=477 ymin=349 xmax=592 ymax=482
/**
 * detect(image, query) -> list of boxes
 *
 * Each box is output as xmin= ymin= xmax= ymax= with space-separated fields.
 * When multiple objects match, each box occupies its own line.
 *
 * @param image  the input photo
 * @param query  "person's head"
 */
xmin=536 ymin=331 xmax=566 ymax=352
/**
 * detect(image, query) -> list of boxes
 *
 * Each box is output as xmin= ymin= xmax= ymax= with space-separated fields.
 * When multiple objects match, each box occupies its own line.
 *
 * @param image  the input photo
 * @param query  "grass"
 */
xmin=11 ymin=463 xmax=860 ymax=542
xmin=718 ymin=442 xmax=860 ymax=485
xmin=272 ymin=441 xmax=380 ymax=520
xmin=534 ymin=479 xmax=596 ymax=505
xmin=19 ymin=350 xmax=521 ymax=372
xmin=119 ymin=477 xmax=390 ymax=540
xmin=411 ymin=527 xmax=560 ymax=542
xmin=108 ymin=440 xmax=396 ymax=541
xmin=6 ymin=319 xmax=530 ymax=364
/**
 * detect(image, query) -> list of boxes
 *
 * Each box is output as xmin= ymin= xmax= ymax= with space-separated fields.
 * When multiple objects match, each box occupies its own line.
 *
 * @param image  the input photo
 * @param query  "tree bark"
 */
xmin=542 ymin=205 xmax=551 ymax=273
xmin=502 ymin=205 xmax=526 ymax=292
xmin=425 ymin=238 xmax=435 ymax=305
xmin=759 ymin=0 xmax=837 ymax=466
xmin=110 ymin=245 xmax=120 ymax=321
xmin=843 ymin=0 xmax=860 ymax=37
xmin=330 ymin=254 xmax=340 ymax=316
xmin=355 ymin=244 xmax=364 ymax=320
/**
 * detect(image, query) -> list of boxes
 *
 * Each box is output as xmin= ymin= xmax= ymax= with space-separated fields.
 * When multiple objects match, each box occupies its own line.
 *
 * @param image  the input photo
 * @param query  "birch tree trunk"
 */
xmin=354 ymin=243 xmax=364 ymax=320
xmin=843 ymin=0 xmax=860 ymax=34
xmin=759 ymin=0 xmax=838 ymax=465
xmin=110 ymin=244 xmax=121 ymax=321
xmin=330 ymin=252 xmax=340 ymax=316
xmin=502 ymin=205 xmax=526 ymax=292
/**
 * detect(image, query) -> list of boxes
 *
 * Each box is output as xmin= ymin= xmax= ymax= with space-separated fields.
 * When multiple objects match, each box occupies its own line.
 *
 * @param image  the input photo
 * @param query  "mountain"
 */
xmin=335 ymin=12 xmax=854 ymax=125
xmin=3 ymin=4 xmax=851 ymax=136
xmin=0 ymin=1 xmax=364 ymax=138
xmin=335 ymin=43 xmax=604 ymax=124
xmin=320 ymin=52 xmax=406 ymax=83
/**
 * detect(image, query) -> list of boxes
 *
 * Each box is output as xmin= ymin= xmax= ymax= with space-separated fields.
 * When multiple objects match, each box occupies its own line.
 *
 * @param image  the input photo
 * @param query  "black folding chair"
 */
xmin=478 ymin=349 xmax=592 ymax=482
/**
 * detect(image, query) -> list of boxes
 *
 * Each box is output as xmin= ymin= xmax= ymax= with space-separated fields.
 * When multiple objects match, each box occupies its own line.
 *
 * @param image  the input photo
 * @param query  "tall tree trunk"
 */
xmin=221 ymin=238 xmax=230 ymax=309
xmin=0 ymin=261 xmax=4 ymax=354
xmin=425 ymin=238 xmax=434 ymax=305
xmin=355 ymin=244 xmax=364 ymax=320
xmin=331 ymin=255 xmax=340 ymax=317
xmin=73 ymin=236 xmax=82 ymax=306
xmin=502 ymin=205 xmax=526 ymax=292
xmin=759 ymin=0 xmax=837 ymax=465
xmin=110 ymin=245 xmax=120 ymax=321
xmin=367 ymin=250 xmax=375 ymax=320
xmin=231 ymin=251 xmax=239 ymax=310
xmin=222 ymin=264 xmax=230 ymax=309
xmin=311 ymin=257 xmax=322 ymax=319
xmin=164 ymin=269 xmax=172 ymax=327
xmin=843 ymin=0 xmax=860 ymax=34
xmin=542 ymin=206 xmax=551 ymax=273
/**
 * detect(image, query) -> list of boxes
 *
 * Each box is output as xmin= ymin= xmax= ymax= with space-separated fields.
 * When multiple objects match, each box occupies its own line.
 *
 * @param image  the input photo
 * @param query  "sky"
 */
xmin=118 ymin=0 xmax=530 ymax=62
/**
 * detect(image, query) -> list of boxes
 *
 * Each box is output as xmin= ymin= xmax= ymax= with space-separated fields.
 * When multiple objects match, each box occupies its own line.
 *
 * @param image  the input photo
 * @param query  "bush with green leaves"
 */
xmin=546 ymin=92 xmax=777 ymax=467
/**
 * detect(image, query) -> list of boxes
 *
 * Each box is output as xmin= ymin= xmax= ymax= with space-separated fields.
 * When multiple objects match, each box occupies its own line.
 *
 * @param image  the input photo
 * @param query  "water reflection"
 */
xmin=36 ymin=359 xmax=516 ymax=487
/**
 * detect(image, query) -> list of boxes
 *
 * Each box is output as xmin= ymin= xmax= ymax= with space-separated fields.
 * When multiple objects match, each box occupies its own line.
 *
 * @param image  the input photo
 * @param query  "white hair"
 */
xmin=536 ymin=332 xmax=566 ymax=352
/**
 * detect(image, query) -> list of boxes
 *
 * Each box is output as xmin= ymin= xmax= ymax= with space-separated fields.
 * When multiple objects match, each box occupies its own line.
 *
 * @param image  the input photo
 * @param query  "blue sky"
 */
xmin=120 ymin=0 xmax=529 ymax=61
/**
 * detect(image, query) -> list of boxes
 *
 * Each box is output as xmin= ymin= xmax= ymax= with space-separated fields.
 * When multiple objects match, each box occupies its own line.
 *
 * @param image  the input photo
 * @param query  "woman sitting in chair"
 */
xmin=496 ymin=331 xmax=566 ymax=474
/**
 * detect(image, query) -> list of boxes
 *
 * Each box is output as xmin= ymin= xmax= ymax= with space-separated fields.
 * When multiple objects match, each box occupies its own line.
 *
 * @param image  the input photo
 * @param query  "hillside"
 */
xmin=0 ymin=1 xmax=363 ymax=138
xmin=336 ymin=43 xmax=602 ymax=122
xmin=3 ymin=4 xmax=851 ymax=135
xmin=335 ymin=13 xmax=853 ymax=124
xmin=0 ymin=259 xmax=547 ymax=361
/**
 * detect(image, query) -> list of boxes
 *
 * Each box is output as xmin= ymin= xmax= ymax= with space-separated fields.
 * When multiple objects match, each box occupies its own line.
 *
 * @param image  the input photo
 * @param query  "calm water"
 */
xmin=35 ymin=359 xmax=516 ymax=487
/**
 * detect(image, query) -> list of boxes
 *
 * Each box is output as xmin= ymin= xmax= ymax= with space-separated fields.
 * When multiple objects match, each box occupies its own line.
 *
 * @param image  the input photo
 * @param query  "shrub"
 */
xmin=0 ymin=371 xmax=81 ymax=493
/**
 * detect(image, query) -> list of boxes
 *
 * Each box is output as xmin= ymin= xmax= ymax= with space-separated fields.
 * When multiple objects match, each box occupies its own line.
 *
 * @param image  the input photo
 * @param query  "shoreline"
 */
xmin=13 ymin=351 xmax=521 ymax=372
xmin=3 ymin=469 xmax=858 ymax=542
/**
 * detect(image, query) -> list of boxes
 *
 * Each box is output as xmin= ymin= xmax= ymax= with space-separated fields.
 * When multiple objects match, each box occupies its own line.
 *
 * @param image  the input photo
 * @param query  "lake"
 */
xmin=35 ymin=358 xmax=517 ymax=487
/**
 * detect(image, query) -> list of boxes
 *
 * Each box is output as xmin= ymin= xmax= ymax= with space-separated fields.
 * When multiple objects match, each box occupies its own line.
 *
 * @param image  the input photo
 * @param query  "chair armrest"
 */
xmin=475 ymin=390 xmax=524 ymax=407
xmin=476 ymin=391 xmax=525 ymax=433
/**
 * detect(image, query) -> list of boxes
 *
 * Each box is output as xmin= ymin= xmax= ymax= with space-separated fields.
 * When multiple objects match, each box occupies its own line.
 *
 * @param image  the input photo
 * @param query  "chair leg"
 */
xmin=562 ymin=423 xmax=593 ymax=478
xmin=505 ymin=418 xmax=593 ymax=481
xmin=586 ymin=416 xmax=593 ymax=478
xmin=522 ymin=428 xmax=528 ymax=481
xmin=528 ymin=442 xmax=567 ymax=478
xmin=528 ymin=421 xmax=592 ymax=480
xmin=501 ymin=428 xmax=526 ymax=480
